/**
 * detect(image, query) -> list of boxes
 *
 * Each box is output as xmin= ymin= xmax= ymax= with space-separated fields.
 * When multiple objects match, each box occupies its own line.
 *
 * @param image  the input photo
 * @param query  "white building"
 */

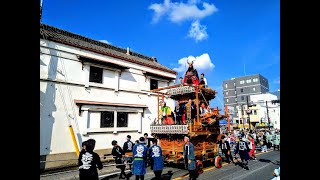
xmin=40 ymin=24 xmax=177 ymax=170
xmin=234 ymin=93 xmax=280 ymax=130
xmin=250 ymin=93 xmax=280 ymax=129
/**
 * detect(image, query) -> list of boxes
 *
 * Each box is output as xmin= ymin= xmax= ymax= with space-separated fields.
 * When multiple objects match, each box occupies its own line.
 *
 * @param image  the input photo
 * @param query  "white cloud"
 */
xmin=173 ymin=53 xmax=215 ymax=73
xmin=99 ymin=40 xmax=111 ymax=44
xmin=149 ymin=0 xmax=218 ymax=23
xmin=149 ymin=0 xmax=217 ymax=42
xmin=187 ymin=20 xmax=208 ymax=42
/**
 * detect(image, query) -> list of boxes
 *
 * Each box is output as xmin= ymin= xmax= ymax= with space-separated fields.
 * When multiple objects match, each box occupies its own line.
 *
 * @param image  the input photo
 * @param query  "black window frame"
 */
xmin=100 ymin=111 xmax=114 ymax=128
xmin=117 ymin=112 xmax=128 ymax=127
xmin=89 ymin=66 xmax=103 ymax=84
xmin=150 ymin=79 xmax=158 ymax=90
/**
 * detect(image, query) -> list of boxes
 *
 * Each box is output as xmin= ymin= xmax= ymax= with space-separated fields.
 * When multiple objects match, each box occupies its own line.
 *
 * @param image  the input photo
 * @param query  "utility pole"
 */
xmin=246 ymin=96 xmax=251 ymax=130
xmin=241 ymin=104 xmax=244 ymax=129
xmin=225 ymin=106 xmax=230 ymax=132
xmin=266 ymin=100 xmax=270 ymax=129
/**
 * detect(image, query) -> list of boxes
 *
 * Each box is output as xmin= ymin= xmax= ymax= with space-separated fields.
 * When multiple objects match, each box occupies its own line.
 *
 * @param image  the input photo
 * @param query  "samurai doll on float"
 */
xmin=183 ymin=59 xmax=199 ymax=86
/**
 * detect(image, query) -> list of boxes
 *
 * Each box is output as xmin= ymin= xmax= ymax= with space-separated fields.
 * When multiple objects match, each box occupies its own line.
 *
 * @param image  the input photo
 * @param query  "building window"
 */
xmin=253 ymin=87 xmax=256 ymax=91
xmin=101 ymin=111 xmax=114 ymax=128
xmin=274 ymin=110 xmax=275 ymax=113
xmin=240 ymin=80 xmax=244 ymax=84
xmin=241 ymin=88 xmax=243 ymax=93
xmin=225 ymin=83 xmax=228 ymax=88
xmin=235 ymin=98 xmax=237 ymax=102
xmin=226 ymin=99 xmax=229 ymax=103
xmin=226 ymin=91 xmax=229 ymax=96
xmin=275 ymin=121 xmax=277 ymax=124
xmin=253 ymin=78 xmax=258 ymax=82
xmin=150 ymin=79 xmax=158 ymax=90
xmin=254 ymin=110 xmax=257 ymax=115
xmin=235 ymin=90 xmax=237 ymax=94
xmin=89 ymin=66 xmax=103 ymax=83
xmin=233 ymin=82 xmax=235 ymax=86
xmin=246 ymin=79 xmax=252 ymax=83
xmin=241 ymin=96 xmax=244 ymax=100
xmin=117 ymin=112 xmax=128 ymax=127
xmin=236 ymin=120 xmax=239 ymax=124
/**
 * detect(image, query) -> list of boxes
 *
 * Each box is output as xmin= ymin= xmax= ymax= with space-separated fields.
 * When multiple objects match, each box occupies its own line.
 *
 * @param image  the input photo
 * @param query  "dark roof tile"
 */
xmin=40 ymin=24 xmax=177 ymax=75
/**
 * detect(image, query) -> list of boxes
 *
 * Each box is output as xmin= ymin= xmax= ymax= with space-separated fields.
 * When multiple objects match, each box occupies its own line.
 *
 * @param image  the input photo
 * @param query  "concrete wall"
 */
xmin=40 ymin=39 xmax=176 ymax=170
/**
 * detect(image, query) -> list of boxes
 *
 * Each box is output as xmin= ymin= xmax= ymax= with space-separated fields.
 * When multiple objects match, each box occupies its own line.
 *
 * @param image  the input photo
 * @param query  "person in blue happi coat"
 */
xmin=183 ymin=136 xmax=198 ymax=180
xmin=149 ymin=138 xmax=164 ymax=180
xmin=132 ymin=137 xmax=148 ymax=180
xmin=234 ymin=135 xmax=250 ymax=170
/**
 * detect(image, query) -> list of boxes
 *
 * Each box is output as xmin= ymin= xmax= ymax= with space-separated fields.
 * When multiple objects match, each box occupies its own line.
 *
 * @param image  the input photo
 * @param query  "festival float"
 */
xmin=150 ymin=83 xmax=229 ymax=169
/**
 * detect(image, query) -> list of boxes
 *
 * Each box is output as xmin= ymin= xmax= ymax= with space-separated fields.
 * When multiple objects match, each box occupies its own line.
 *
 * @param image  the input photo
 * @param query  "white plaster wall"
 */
xmin=40 ymin=39 xmax=176 ymax=155
xmin=119 ymin=71 xmax=141 ymax=91
xmin=103 ymin=69 xmax=115 ymax=85
xmin=88 ymin=112 xmax=101 ymax=129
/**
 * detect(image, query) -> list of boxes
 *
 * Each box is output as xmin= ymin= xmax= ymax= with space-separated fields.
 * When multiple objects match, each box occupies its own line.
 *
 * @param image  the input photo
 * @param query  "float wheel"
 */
xmin=215 ymin=156 xmax=222 ymax=168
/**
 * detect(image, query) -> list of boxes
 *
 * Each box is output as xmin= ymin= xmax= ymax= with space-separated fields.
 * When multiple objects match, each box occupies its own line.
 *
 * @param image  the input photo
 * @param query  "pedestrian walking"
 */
xmin=78 ymin=139 xmax=103 ymax=180
xmin=112 ymin=140 xmax=127 ymax=179
xmin=183 ymin=136 xmax=198 ymax=180
xmin=149 ymin=138 xmax=164 ymax=180
xmin=132 ymin=137 xmax=148 ymax=180
xmin=234 ymin=135 xmax=250 ymax=170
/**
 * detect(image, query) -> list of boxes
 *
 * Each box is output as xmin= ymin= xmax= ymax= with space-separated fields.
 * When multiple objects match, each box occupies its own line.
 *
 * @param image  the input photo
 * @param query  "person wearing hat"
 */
xmin=123 ymin=135 xmax=134 ymax=170
xmin=234 ymin=135 xmax=250 ymax=170
xmin=132 ymin=137 xmax=148 ymax=180
xmin=149 ymin=138 xmax=164 ymax=180
xmin=112 ymin=140 xmax=127 ymax=179
xmin=183 ymin=60 xmax=199 ymax=86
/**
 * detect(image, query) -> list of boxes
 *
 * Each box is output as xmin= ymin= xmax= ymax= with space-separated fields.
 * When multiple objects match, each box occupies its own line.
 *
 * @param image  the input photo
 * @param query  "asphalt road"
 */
xmin=182 ymin=150 xmax=280 ymax=180
xmin=104 ymin=150 xmax=280 ymax=180
xmin=40 ymin=149 xmax=279 ymax=180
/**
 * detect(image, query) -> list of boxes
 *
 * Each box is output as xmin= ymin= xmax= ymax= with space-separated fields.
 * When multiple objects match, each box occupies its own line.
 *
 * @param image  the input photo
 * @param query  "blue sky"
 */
xmin=42 ymin=0 xmax=280 ymax=111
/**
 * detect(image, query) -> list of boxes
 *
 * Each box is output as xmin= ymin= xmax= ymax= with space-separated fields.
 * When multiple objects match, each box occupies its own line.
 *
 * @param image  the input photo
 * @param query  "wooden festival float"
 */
xmin=150 ymin=84 xmax=228 ymax=168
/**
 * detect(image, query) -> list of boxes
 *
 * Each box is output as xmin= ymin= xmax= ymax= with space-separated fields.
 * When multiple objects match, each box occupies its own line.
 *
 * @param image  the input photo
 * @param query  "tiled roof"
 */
xmin=40 ymin=24 xmax=177 ymax=75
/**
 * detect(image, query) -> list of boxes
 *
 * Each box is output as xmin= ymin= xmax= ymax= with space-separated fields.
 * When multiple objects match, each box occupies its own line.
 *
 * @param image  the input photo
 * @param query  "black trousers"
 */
xmin=153 ymin=170 xmax=162 ymax=180
xmin=222 ymin=149 xmax=233 ymax=163
xmin=267 ymin=142 xmax=272 ymax=149
xmin=189 ymin=170 xmax=197 ymax=180
xmin=135 ymin=175 xmax=144 ymax=180
xmin=176 ymin=115 xmax=182 ymax=124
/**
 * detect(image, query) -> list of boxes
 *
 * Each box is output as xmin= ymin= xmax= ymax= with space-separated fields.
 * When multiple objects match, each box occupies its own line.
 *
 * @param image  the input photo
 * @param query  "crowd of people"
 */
xmin=77 ymin=128 xmax=280 ymax=180
xmin=77 ymin=133 xmax=202 ymax=180
xmin=217 ymin=128 xmax=280 ymax=171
